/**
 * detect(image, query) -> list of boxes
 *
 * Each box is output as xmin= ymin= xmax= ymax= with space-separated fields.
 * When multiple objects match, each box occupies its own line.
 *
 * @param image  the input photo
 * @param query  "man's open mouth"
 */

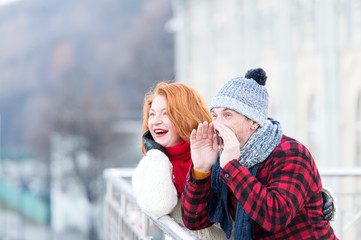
xmin=215 ymin=130 xmax=224 ymax=149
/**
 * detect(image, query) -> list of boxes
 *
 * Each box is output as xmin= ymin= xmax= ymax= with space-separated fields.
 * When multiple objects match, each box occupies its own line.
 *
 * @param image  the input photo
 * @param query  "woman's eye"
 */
xmin=149 ymin=112 xmax=155 ymax=116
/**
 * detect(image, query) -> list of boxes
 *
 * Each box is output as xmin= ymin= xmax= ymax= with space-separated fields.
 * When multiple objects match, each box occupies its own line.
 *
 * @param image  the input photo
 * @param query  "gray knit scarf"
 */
xmin=238 ymin=118 xmax=283 ymax=169
xmin=209 ymin=118 xmax=283 ymax=239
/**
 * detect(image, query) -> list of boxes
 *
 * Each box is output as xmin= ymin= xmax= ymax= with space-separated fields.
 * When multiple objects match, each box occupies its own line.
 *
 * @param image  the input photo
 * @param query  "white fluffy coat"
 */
xmin=132 ymin=149 xmax=178 ymax=218
xmin=132 ymin=149 xmax=229 ymax=239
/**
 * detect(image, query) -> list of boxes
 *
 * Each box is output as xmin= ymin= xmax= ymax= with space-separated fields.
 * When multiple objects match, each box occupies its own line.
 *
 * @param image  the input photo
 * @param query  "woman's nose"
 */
xmin=153 ymin=114 xmax=162 ymax=124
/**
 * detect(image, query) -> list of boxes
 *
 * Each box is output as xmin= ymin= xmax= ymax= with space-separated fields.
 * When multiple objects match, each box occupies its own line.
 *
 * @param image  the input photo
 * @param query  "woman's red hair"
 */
xmin=141 ymin=82 xmax=212 ymax=155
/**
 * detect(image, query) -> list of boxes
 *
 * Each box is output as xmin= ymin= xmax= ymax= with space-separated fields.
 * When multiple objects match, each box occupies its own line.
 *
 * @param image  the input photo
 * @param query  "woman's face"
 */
xmin=148 ymin=95 xmax=182 ymax=148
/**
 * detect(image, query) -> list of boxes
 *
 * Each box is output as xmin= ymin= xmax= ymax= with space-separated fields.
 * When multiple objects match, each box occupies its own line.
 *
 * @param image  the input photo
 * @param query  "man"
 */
xmin=181 ymin=68 xmax=338 ymax=239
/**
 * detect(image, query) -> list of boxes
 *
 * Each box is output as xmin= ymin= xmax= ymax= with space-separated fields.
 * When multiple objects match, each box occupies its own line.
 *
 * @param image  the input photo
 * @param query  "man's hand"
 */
xmin=322 ymin=188 xmax=335 ymax=221
xmin=190 ymin=122 xmax=219 ymax=172
xmin=214 ymin=123 xmax=240 ymax=168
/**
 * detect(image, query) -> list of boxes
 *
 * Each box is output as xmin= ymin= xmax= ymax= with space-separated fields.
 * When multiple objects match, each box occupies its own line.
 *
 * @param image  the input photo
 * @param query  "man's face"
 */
xmin=211 ymin=107 xmax=256 ymax=149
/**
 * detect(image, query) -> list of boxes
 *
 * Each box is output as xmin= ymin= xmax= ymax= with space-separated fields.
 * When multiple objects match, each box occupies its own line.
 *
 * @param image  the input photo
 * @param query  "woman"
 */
xmin=132 ymin=82 xmax=227 ymax=239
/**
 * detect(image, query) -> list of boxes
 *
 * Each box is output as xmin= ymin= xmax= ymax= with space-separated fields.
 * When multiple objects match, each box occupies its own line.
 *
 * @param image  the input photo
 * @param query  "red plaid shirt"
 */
xmin=181 ymin=136 xmax=338 ymax=239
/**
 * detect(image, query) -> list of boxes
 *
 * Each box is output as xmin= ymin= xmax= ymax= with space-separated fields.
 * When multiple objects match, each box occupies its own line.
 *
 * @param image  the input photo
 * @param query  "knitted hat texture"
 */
xmin=209 ymin=68 xmax=269 ymax=127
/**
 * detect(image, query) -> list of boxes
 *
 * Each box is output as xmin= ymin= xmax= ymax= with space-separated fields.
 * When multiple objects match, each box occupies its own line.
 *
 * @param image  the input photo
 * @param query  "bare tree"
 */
xmin=26 ymin=66 xmax=133 ymax=240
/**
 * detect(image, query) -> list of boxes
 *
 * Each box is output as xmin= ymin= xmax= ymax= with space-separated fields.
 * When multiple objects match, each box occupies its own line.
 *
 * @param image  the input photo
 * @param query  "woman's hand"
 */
xmin=190 ymin=122 xmax=219 ymax=172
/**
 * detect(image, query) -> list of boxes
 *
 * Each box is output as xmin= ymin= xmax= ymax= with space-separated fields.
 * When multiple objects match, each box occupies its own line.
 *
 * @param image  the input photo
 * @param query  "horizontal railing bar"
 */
xmin=104 ymin=167 xmax=361 ymax=177
xmin=319 ymin=167 xmax=361 ymax=176
xmin=105 ymin=167 xmax=361 ymax=177
xmin=155 ymin=215 xmax=202 ymax=240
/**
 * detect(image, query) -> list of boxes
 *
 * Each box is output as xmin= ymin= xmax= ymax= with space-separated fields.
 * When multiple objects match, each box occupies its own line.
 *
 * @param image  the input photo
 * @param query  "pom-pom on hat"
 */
xmin=209 ymin=68 xmax=269 ymax=127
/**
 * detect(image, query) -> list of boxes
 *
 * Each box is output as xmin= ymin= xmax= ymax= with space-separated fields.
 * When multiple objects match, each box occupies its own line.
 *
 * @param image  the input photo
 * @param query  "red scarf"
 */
xmin=165 ymin=140 xmax=192 ymax=198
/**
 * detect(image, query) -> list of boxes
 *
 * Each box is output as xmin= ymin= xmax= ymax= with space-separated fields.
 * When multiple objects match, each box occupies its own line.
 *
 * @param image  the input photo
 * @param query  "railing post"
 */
xmin=106 ymin=181 xmax=113 ymax=199
xmin=142 ymin=213 xmax=150 ymax=239
xmin=120 ymin=194 xmax=126 ymax=239
xmin=339 ymin=208 xmax=343 ymax=240
xmin=105 ymin=181 xmax=113 ymax=240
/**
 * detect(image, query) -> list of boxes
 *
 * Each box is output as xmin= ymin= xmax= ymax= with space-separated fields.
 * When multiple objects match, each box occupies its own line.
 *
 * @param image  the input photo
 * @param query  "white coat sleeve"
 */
xmin=132 ymin=149 xmax=178 ymax=218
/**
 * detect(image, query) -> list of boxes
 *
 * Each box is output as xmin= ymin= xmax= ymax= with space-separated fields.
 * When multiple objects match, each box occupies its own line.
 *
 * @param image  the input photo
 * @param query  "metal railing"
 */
xmin=103 ymin=167 xmax=361 ymax=240
xmin=103 ymin=168 xmax=201 ymax=240
xmin=319 ymin=167 xmax=361 ymax=239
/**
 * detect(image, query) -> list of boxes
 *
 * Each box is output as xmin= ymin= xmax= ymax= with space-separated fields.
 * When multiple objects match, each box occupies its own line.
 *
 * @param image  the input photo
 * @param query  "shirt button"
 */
xmin=224 ymin=173 xmax=230 ymax=178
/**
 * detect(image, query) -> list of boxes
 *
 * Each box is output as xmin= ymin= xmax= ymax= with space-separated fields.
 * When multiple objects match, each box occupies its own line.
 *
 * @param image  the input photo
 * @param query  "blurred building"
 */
xmin=170 ymin=0 xmax=361 ymax=168
xmin=169 ymin=0 xmax=361 ymax=238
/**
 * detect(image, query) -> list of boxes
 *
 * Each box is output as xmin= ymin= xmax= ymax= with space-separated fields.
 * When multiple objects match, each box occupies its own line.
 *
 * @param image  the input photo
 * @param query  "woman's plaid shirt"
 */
xmin=181 ymin=135 xmax=338 ymax=240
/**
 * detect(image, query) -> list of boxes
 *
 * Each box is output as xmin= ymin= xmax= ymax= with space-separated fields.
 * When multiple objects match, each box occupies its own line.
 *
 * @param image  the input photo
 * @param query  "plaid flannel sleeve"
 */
xmin=220 ymin=139 xmax=320 ymax=233
xmin=181 ymin=166 xmax=214 ymax=230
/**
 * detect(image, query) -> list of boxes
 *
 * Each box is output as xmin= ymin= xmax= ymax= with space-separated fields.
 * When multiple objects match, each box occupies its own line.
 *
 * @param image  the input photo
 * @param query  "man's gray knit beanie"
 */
xmin=209 ymin=68 xmax=269 ymax=127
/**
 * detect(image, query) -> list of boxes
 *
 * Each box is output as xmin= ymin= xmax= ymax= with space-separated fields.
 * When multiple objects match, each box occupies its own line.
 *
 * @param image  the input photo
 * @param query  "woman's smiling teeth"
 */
xmin=154 ymin=129 xmax=168 ymax=136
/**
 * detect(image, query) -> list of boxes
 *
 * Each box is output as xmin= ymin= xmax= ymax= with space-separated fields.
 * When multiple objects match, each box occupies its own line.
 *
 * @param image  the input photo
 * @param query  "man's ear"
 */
xmin=251 ymin=121 xmax=259 ymax=130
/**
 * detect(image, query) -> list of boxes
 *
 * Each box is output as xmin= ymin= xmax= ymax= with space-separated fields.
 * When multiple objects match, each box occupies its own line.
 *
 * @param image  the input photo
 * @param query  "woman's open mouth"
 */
xmin=154 ymin=129 xmax=168 ymax=137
